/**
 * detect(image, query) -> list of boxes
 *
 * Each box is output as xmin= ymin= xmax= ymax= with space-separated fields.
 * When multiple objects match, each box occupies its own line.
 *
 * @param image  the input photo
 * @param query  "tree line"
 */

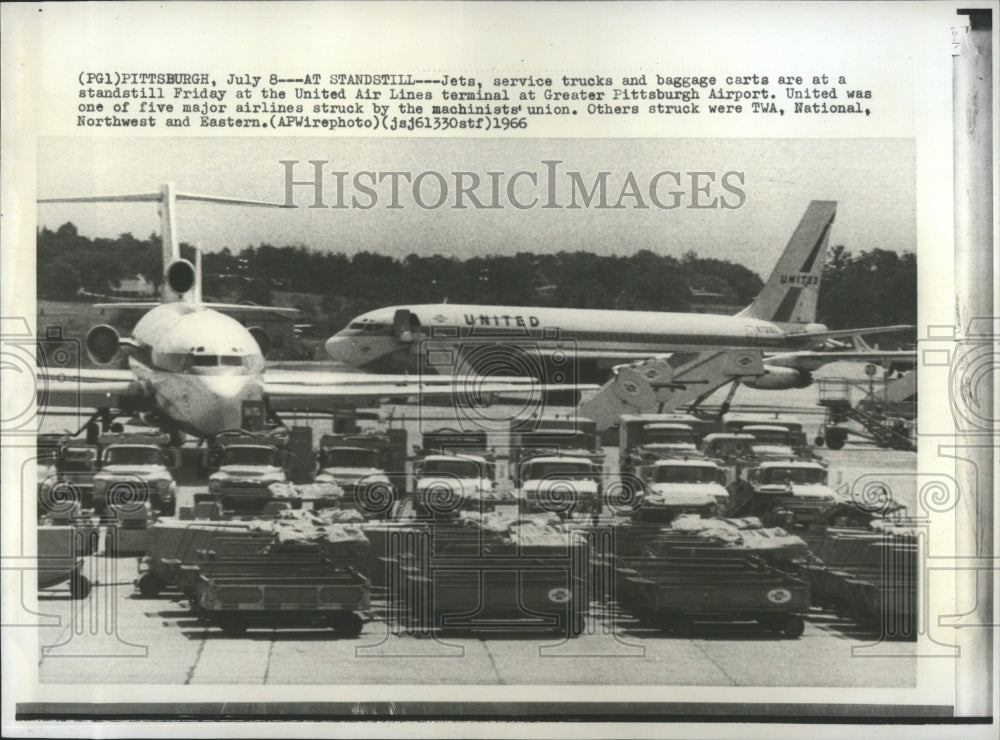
xmin=37 ymin=222 xmax=915 ymax=343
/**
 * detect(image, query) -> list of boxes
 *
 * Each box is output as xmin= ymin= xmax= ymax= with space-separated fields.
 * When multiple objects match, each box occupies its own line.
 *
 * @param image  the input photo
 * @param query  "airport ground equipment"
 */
xmin=817 ymin=377 xmax=916 ymax=451
xmin=609 ymin=516 xmax=810 ymax=637
xmin=202 ymin=430 xmax=298 ymax=515
xmin=796 ymin=501 xmax=918 ymax=638
xmin=412 ymin=452 xmax=514 ymax=517
xmin=720 ymin=413 xmax=820 ymax=461
xmin=627 ymin=459 xmax=731 ymax=522
xmin=618 ymin=413 xmax=719 ymax=473
xmin=37 ymin=438 xmax=102 ymax=514
xmin=138 ymin=507 xmax=368 ymax=598
xmin=410 ymin=428 xmax=514 ymax=517
xmin=578 ymin=350 xmax=766 ymax=431
xmin=37 ymin=522 xmax=100 ymax=600
xmin=383 ymin=512 xmax=589 ymax=636
xmin=136 ymin=518 xmax=278 ymax=597
xmin=727 ymin=460 xmax=840 ymax=529
xmin=314 ymin=429 xmax=407 ymax=517
xmin=699 ymin=433 xmax=759 ymax=487
xmin=161 ymin=509 xmax=371 ymax=635
xmin=507 ymin=417 xmax=601 ymax=469
xmin=514 ymin=452 xmax=604 ymax=519
xmin=90 ymin=433 xmax=180 ymax=517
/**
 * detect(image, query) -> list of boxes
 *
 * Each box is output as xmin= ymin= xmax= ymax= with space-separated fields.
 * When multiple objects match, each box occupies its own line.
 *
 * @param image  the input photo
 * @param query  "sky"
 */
xmin=36 ymin=137 xmax=916 ymax=279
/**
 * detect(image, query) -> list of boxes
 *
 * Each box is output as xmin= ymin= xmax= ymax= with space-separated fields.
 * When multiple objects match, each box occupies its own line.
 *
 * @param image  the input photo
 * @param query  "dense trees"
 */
xmin=37 ymin=223 xmax=914 ymax=342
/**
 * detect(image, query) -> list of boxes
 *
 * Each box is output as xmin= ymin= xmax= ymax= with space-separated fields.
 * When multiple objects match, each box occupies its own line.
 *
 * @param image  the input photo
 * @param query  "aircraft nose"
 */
xmin=200 ymin=375 xmax=259 ymax=400
xmin=191 ymin=376 xmax=264 ymax=434
xmin=325 ymin=335 xmax=363 ymax=365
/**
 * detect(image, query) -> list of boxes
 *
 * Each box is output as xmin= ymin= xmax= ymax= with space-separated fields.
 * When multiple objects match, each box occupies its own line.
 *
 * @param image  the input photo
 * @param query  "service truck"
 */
xmin=515 ymin=453 xmax=603 ymax=519
xmin=413 ymin=453 xmax=501 ymax=517
xmin=37 ymin=438 xmax=100 ymax=519
xmin=204 ymin=431 xmax=292 ymax=515
xmin=700 ymin=432 xmax=758 ymax=487
xmin=728 ymin=460 xmax=840 ymax=528
xmin=91 ymin=433 xmax=179 ymax=517
xmin=636 ymin=458 xmax=731 ymax=521
xmin=618 ymin=414 xmax=714 ymax=476
xmin=314 ymin=429 xmax=407 ymax=516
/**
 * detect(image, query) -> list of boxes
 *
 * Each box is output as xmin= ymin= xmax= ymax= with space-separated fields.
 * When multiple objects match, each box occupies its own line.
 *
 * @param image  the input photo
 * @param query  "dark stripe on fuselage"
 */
xmin=424 ymin=326 xmax=793 ymax=349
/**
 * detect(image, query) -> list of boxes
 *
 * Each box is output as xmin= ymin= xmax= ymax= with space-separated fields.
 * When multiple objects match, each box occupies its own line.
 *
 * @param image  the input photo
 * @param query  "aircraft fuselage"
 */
xmin=128 ymin=303 xmax=266 ymax=436
xmin=325 ymin=304 xmax=828 ymax=382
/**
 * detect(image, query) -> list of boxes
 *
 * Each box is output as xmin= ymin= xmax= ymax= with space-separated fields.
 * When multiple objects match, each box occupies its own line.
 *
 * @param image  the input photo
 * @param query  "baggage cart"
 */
xmin=136 ymin=519 xmax=278 ymax=598
xmin=615 ymin=554 xmax=809 ymax=637
xmin=189 ymin=543 xmax=370 ymax=636
xmin=386 ymin=521 xmax=589 ymax=636
xmin=805 ymin=528 xmax=917 ymax=637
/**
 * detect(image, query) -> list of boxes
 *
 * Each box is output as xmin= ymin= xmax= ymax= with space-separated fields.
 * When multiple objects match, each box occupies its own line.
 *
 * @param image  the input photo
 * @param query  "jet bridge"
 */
xmin=578 ymin=350 xmax=766 ymax=431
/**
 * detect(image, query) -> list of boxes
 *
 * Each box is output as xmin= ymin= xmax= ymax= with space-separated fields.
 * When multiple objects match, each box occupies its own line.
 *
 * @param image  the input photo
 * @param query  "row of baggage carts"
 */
xmin=39 ymin=498 xmax=918 ymax=641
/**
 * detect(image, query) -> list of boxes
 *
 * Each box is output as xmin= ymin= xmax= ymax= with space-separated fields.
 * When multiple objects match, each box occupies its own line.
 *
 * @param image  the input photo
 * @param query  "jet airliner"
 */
xmin=36 ymin=184 xmax=550 ymax=441
xmin=324 ymin=201 xmax=914 ymax=389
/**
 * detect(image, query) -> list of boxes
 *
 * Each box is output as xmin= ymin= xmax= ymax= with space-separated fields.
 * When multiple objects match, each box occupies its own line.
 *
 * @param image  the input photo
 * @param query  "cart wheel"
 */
xmin=781 ymin=614 xmax=805 ymax=638
xmin=217 ymin=616 xmax=247 ymax=635
xmin=329 ymin=611 xmax=364 ymax=638
xmin=136 ymin=573 xmax=164 ymax=598
xmin=70 ymin=574 xmax=91 ymax=601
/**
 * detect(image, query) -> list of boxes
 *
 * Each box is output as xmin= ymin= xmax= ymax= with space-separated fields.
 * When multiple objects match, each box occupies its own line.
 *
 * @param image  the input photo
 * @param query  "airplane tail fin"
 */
xmin=736 ymin=200 xmax=837 ymax=324
xmin=39 ymin=184 xmax=290 ymax=304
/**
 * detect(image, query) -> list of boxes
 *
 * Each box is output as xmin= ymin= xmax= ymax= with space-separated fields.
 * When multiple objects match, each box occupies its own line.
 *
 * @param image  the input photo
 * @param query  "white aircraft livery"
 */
xmin=325 ymin=201 xmax=913 ymax=387
xmin=36 ymin=184 xmax=548 ymax=440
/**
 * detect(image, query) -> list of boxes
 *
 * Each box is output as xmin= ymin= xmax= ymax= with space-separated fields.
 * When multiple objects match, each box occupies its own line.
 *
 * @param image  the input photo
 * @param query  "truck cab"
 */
xmin=741 ymin=424 xmax=797 ymax=460
xmin=701 ymin=433 xmax=756 ymax=461
xmin=314 ymin=442 xmax=395 ymax=516
xmin=92 ymin=434 xmax=179 ymax=516
xmin=516 ymin=454 xmax=603 ymax=518
xmin=413 ymin=453 xmax=497 ymax=517
xmin=730 ymin=460 xmax=840 ymax=527
xmin=205 ymin=433 xmax=290 ymax=514
xmin=638 ymin=459 xmax=729 ymax=520
xmin=700 ymin=432 xmax=758 ymax=487
xmin=636 ymin=422 xmax=700 ymax=456
xmin=37 ymin=440 xmax=100 ymax=518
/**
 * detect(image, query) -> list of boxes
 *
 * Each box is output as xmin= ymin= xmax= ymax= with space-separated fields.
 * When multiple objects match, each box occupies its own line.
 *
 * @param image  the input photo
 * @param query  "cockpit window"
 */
xmin=220 ymin=355 xmax=243 ymax=366
xmin=190 ymin=355 xmax=218 ymax=367
xmin=347 ymin=322 xmax=394 ymax=335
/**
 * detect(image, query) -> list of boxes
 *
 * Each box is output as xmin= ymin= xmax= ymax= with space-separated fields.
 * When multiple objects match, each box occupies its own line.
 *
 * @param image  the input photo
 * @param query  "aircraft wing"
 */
xmin=36 ymin=367 xmax=151 ymax=410
xmin=263 ymin=369 xmax=591 ymax=411
xmin=784 ymin=324 xmax=914 ymax=343
xmin=765 ymin=349 xmax=917 ymax=372
xmin=95 ymin=302 xmax=302 ymax=319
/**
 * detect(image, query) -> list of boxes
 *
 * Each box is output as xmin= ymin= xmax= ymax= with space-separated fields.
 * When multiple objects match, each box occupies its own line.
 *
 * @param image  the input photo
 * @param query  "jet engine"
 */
xmin=802 ymin=323 xmax=829 ymax=335
xmin=166 ymin=258 xmax=196 ymax=295
xmin=85 ymin=324 xmax=121 ymax=365
xmin=743 ymin=365 xmax=813 ymax=390
xmin=247 ymin=326 xmax=272 ymax=357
